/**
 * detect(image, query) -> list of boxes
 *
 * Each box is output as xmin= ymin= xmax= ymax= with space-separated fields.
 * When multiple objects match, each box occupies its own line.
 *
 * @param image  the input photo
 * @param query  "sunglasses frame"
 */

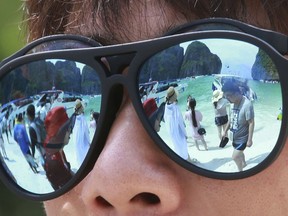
xmin=0 ymin=18 xmax=287 ymax=201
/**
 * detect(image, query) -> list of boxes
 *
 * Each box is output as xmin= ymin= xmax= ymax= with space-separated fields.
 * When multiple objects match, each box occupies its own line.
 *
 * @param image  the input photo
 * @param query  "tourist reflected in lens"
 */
xmin=185 ymin=98 xmax=208 ymax=151
xmin=26 ymin=104 xmax=46 ymax=168
xmin=212 ymin=90 xmax=230 ymax=140
xmin=163 ymin=87 xmax=190 ymax=160
xmin=44 ymin=107 xmax=74 ymax=190
xmin=89 ymin=111 xmax=100 ymax=135
xmin=0 ymin=121 xmax=8 ymax=160
xmin=222 ymin=80 xmax=255 ymax=171
xmin=14 ymin=113 xmax=39 ymax=173
xmin=72 ymin=99 xmax=90 ymax=167
xmin=143 ymin=98 xmax=165 ymax=132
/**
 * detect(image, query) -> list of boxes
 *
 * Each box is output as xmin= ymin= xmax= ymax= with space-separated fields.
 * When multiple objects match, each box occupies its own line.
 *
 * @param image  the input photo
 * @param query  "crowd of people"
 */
xmin=143 ymin=79 xmax=254 ymax=171
xmin=0 ymin=98 xmax=100 ymax=189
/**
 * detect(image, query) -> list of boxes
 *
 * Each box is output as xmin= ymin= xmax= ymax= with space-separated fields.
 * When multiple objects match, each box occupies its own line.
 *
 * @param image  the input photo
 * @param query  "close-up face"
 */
xmin=1 ymin=0 xmax=288 ymax=216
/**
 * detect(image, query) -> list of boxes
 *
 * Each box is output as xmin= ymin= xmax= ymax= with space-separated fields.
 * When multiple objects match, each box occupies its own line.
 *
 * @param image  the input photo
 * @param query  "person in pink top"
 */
xmin=185 ymin=98 xmax=208 ymax=151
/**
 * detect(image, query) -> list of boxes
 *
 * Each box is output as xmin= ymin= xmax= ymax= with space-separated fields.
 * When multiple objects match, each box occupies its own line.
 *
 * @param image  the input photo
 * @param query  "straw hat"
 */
xmin=212 ymin=90 xmax=223 ymax=103
xmin=166 ymin=86 xmax=178 ymax=103
xmin=74 ymin=99 xmax=84 ymax=114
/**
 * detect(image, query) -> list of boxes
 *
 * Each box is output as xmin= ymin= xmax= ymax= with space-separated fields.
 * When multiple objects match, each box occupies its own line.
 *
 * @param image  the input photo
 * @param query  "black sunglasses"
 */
xmin=0 ymin=18 xmax=287 ymax=201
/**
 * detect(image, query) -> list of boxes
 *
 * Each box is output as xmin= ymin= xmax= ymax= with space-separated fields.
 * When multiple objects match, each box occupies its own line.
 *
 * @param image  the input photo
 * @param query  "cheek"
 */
xmin=44 ymin=181 xmax=87 ymax=216
xmin=177 ymin=139 xmax=288 ymax=214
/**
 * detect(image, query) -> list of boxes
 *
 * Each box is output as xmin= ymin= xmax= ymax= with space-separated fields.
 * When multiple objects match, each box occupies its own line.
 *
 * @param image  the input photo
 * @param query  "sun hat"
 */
xmin=74 ymin=99 xmax=84 ymax=114
xmin=212 ymin=90 xmax=223 ymax=103
xmin=166 ymin=86 xmax=178 ymax=103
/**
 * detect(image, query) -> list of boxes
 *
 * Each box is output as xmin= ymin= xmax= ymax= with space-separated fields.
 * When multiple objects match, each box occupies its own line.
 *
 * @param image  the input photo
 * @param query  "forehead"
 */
xmin=63 ymin=1 xmax=273 ymax=44
xmin=66 ymin=1 xmax=190 ymax=44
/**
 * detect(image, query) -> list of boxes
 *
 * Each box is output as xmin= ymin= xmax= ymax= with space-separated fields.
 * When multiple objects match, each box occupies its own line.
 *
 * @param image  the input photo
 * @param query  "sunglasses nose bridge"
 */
xmin=105 ymin=53 xmax=136 ymax=75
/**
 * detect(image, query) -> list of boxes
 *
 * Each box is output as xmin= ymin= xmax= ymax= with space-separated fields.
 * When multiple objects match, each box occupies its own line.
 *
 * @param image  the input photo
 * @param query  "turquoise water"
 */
xmin=82 ymin=75 xmax=283 ymax=173
xmin=82 ymin=75 xmax=282 ymax=172
xmin=1 ymin=75 xmax=283 ymax=195
xmin=174 ymin=76 xmax=282 ymax=132
xmin=156 ymin=75 xmax=283 ymax=172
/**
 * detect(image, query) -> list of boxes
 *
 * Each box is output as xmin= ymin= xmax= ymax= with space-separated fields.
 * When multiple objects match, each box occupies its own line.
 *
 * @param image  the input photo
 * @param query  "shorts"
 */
xmin=232 ymin=142 xmax=247 ymax=151
xmin=215 ymin=115 xmax=228 ymax=126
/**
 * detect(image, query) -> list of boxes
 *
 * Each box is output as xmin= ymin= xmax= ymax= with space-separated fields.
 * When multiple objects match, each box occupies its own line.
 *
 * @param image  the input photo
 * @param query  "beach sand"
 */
xmin=159 ymin=111 xmax=281 ymax=173
xmin=0 ymin=101 xmax=282 ymax=194
xmin=1 ymin=123 xmax=95 ymax=194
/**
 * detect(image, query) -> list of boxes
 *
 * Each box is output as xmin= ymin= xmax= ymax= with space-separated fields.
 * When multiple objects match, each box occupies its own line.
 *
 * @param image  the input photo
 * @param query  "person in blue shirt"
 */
xmin=14 ymin=113 xmax=39 ymax=173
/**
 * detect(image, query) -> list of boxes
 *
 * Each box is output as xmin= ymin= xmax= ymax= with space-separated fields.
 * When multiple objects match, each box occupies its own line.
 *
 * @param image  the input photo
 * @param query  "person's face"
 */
xmin=223 ymin=91 xmax=237 ymax=103
xmin=43 ymin=2 xmax=288 ymax=216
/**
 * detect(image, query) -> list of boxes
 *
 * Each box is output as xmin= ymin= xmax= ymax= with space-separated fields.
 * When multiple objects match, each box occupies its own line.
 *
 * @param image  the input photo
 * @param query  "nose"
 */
xmin=81 ymin=99 xmax=182 ymax=215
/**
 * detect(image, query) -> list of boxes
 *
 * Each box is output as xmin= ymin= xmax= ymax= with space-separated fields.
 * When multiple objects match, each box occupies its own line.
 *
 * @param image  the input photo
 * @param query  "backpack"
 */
xmin=30 ymin=117 xmax=46 ymax=145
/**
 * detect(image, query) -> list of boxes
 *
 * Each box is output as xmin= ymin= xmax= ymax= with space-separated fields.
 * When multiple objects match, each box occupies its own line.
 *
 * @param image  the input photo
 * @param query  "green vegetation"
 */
xmin=0 ymin=1 xmax=25 ymax=60
xmin=251 ymin=49 xmax=279 ymax=81
xmin=0 ymin=1 xmax=45 ymax=215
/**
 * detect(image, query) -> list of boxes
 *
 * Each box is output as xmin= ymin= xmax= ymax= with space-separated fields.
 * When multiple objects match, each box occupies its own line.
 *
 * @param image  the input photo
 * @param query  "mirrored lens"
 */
xmin=0 ymin=59 xmax=101 ymax=194
xmin=139 ymin=38 xmax=282 ymax=173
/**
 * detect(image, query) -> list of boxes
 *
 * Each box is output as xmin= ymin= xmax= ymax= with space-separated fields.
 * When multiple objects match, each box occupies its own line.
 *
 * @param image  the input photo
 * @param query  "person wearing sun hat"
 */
xmin=44 ymin=106 xmax=74 ymax=190
xmin=212 ymin=89 xmax=230 ymax=140
xmin=73 ymin=99 xmax=90 ymax=167
xmin=165 ymin=86 xmax=178 ymax=104
xmin=143 ymin=98 xmax=165 ymax=132
xmin=163 ymin=86 xmax=189 ymax=160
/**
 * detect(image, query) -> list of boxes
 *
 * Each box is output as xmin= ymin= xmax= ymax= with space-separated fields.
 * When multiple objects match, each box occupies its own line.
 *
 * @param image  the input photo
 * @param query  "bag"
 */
xmin=197 ymin=127 xmax=206 ymax=135
xmin=219 ymin=137 xmax=229 ymax=148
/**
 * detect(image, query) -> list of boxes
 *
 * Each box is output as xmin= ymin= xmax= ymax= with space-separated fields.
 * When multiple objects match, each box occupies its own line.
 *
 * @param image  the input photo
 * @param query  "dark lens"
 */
xmin=139 ymin=38 xmax=282 ymax=174
xmin=0 ymin=59 xmax=101 ymax=194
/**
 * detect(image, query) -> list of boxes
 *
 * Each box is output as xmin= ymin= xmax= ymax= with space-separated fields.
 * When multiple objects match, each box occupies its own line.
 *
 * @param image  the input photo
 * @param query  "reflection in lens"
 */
xmin=0 ymin=59 xmax=101 ymax=194
xmin=139 ymin=38 xmax=282 ymax=174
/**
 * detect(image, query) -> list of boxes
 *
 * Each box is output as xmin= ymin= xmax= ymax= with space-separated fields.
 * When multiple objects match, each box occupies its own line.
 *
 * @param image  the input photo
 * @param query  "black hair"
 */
xmin=26 ymin=104 xmax=35 ymax=118
xmin=189 ymin=98 xmax=197 ymax=128
xmin=222 ymin=80 xmax=241 ymax=94
xmin=17 ymin=113 xmax=23 ymax=122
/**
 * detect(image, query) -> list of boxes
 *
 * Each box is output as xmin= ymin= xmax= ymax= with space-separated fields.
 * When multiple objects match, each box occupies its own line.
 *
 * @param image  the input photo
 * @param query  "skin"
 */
xmin=21 ymin=1 xmax=288 ymax=215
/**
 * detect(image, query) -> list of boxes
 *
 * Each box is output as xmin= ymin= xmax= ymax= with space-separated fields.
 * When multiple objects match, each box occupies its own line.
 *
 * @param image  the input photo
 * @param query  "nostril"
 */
xmin=131 ymin=192 xmax=160 ymax=205
xmin=95 ymin=196 xmax=113 ymax=208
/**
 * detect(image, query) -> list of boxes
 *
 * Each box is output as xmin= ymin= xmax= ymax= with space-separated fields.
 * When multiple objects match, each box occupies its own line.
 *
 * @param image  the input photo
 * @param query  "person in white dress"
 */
xmin=73 ymin=99 xmax=90 ymax=167
xmin=164 ymin=87 xmax=189 ymax=160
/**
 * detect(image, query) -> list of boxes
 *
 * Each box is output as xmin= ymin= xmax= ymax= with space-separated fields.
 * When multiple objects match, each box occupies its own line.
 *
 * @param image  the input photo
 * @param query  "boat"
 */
xmin=35 ymin=90 xmax=88 ymax=116
xmin=139 ymin=79 xmax=188 ymax=104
